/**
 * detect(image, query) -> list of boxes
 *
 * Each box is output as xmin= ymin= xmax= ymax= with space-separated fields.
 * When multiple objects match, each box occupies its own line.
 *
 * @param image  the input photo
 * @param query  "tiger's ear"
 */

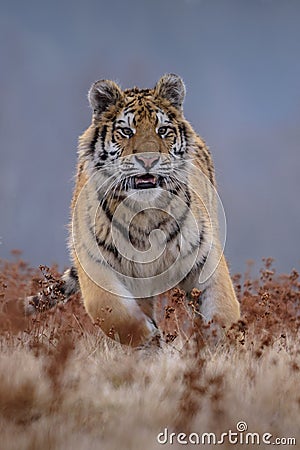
xmin=155 ymin=74 xmax=186 ymax=110
xmin=88 ymin=80 xmax=123 ymax=116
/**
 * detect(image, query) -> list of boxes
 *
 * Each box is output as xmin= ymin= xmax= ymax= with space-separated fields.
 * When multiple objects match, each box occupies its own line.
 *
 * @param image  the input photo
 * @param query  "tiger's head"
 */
xmin=80 ymin=74 xmax=195 ymax=200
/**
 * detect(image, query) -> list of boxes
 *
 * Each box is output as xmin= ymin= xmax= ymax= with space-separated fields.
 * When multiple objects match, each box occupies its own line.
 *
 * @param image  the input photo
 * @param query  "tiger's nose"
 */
xmin=135 ymin=153 xmax=160 ymax=170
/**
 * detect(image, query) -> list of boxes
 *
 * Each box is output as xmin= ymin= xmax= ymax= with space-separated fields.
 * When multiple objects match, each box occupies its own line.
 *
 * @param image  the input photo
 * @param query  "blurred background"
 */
xmin=1 ymin=0 xmax=300 ymax=275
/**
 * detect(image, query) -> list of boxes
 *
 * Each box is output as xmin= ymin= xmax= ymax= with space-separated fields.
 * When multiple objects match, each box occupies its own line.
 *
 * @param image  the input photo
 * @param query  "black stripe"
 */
xmin=169 ymin=183 xmax=190 ymax=205
xmin=111 ymin=119 xmax=117 ymax=144
xmin=73 ymin=204 xmax=109 ymax=266
xmin=93 ymin=125 xmax=109 ymax=164
xmin=129 ymin=231 xmax=147 ymax=250
xmin=109 ymin=149 xmax=119 ymax=156
xmin=98 ymin=197 xmax=131 ymax=241
xmin=96 ymin=236 xmax=120 ymax=260
xmin=166 ymin=204 xmax=190 ymax=243
xmin=88 ymin=127 xmax=99 ymax=156
xmin=145 ymin=104 xmax=153 ymax=114
xmin=179 ymin=186 xmax=191 ymax=207
xmin=167 ymin=111 xmax=176 ymax=120
xmin=175 ymin=125 xmax=186 ymax=155
xmin=180 ymin=251 xmax=209 ymax=286
xmin=201 ymin=145 xmax=215 ymax=186
xmin=70 ymin=266 xmax=78 ymax=281
xmin=184 ymin=231 xmax=207 ymax=259
xmin=124 ymin=99 xmax=136 ymax=109
xmin=166 ymin=221 xmax=180 ymax=243
xmin=100 ymin=125 xmax=108 ymax=151
xmin=95 ymin=159 xmax=106 ymax=169
xmin=99 ymin=151 xmax=109 ymax=162
xmin=124 ymin=108 xmax=136 ymax=115
xmin=60 ymin=266 xmax=79 ymax=296
xmin=99 ymin=197 xmax=113 ymax=221
xmin=82 ymin=211 xmax=122 ymax=264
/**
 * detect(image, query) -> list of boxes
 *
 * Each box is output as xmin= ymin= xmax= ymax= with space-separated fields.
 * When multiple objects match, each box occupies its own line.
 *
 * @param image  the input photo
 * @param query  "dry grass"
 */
xmin=0 ymin=253 xmax=300 ymax=449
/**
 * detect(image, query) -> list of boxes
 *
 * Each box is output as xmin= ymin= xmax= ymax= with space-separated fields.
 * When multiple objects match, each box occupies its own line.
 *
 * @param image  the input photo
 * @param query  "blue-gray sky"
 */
xmin=1 ymin=0 xmax=300 ymax=274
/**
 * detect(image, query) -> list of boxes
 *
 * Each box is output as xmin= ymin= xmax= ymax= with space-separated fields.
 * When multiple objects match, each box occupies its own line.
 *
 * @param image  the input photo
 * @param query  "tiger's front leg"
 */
xmin=76 ymin=264 xmax=159 ymax=347
xmin=179 ymin=254 xmax=240 ymax=330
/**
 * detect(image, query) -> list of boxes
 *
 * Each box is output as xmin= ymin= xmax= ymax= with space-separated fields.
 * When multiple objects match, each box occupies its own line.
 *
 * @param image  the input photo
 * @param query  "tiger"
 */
xmin=25 ymin=74 xmax=240 ymax=347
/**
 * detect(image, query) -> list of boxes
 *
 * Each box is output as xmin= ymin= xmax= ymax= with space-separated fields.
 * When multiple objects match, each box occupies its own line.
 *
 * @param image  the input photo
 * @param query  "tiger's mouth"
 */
xmin=134 ymin=174 xmax=159 ymax=189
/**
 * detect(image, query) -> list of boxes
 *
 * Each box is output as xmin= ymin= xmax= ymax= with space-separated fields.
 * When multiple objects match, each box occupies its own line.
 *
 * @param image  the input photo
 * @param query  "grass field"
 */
xmin=0 ymin=253 xmax=299 ymax=449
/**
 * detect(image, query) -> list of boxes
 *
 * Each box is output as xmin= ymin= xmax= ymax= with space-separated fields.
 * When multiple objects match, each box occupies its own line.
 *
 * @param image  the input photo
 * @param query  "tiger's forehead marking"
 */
xmin=115 ymin=111 xmax=136 ymax=128
xmin=116 ymin=92 xmax=174 ymax=129
xmin=123 ymin=94 xmax=158 ymax=119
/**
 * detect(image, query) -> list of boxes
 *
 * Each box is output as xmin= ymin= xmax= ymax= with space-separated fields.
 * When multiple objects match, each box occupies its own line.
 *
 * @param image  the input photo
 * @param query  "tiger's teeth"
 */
xmin=136 ymin=176 xmax=157 ymax=185
xmin=134 ymin=174 xmax=158 ymax=189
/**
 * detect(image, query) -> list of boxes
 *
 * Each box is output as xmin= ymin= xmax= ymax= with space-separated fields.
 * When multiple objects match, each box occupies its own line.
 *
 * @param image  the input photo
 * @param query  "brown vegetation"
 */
xmin=0 ymin=253 xmax=299 ymax=449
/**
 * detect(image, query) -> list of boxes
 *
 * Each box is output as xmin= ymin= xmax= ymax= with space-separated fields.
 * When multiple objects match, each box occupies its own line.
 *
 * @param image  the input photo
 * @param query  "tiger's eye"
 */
xmin=121 ymin=127 xmax=134 ymax=137
xmin=158 ymin=126 xmax=168 ymax=136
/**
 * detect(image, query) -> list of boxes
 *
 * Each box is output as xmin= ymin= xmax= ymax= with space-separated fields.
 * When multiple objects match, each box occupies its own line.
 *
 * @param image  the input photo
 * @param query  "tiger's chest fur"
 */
xmin=72 ymin=164 xmax=212 ymax=297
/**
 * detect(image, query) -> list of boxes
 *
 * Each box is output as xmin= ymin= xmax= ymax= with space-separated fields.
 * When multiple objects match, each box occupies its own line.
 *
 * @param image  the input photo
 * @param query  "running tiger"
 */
xmin=25 ymin=74 xmax=240 ymax=346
